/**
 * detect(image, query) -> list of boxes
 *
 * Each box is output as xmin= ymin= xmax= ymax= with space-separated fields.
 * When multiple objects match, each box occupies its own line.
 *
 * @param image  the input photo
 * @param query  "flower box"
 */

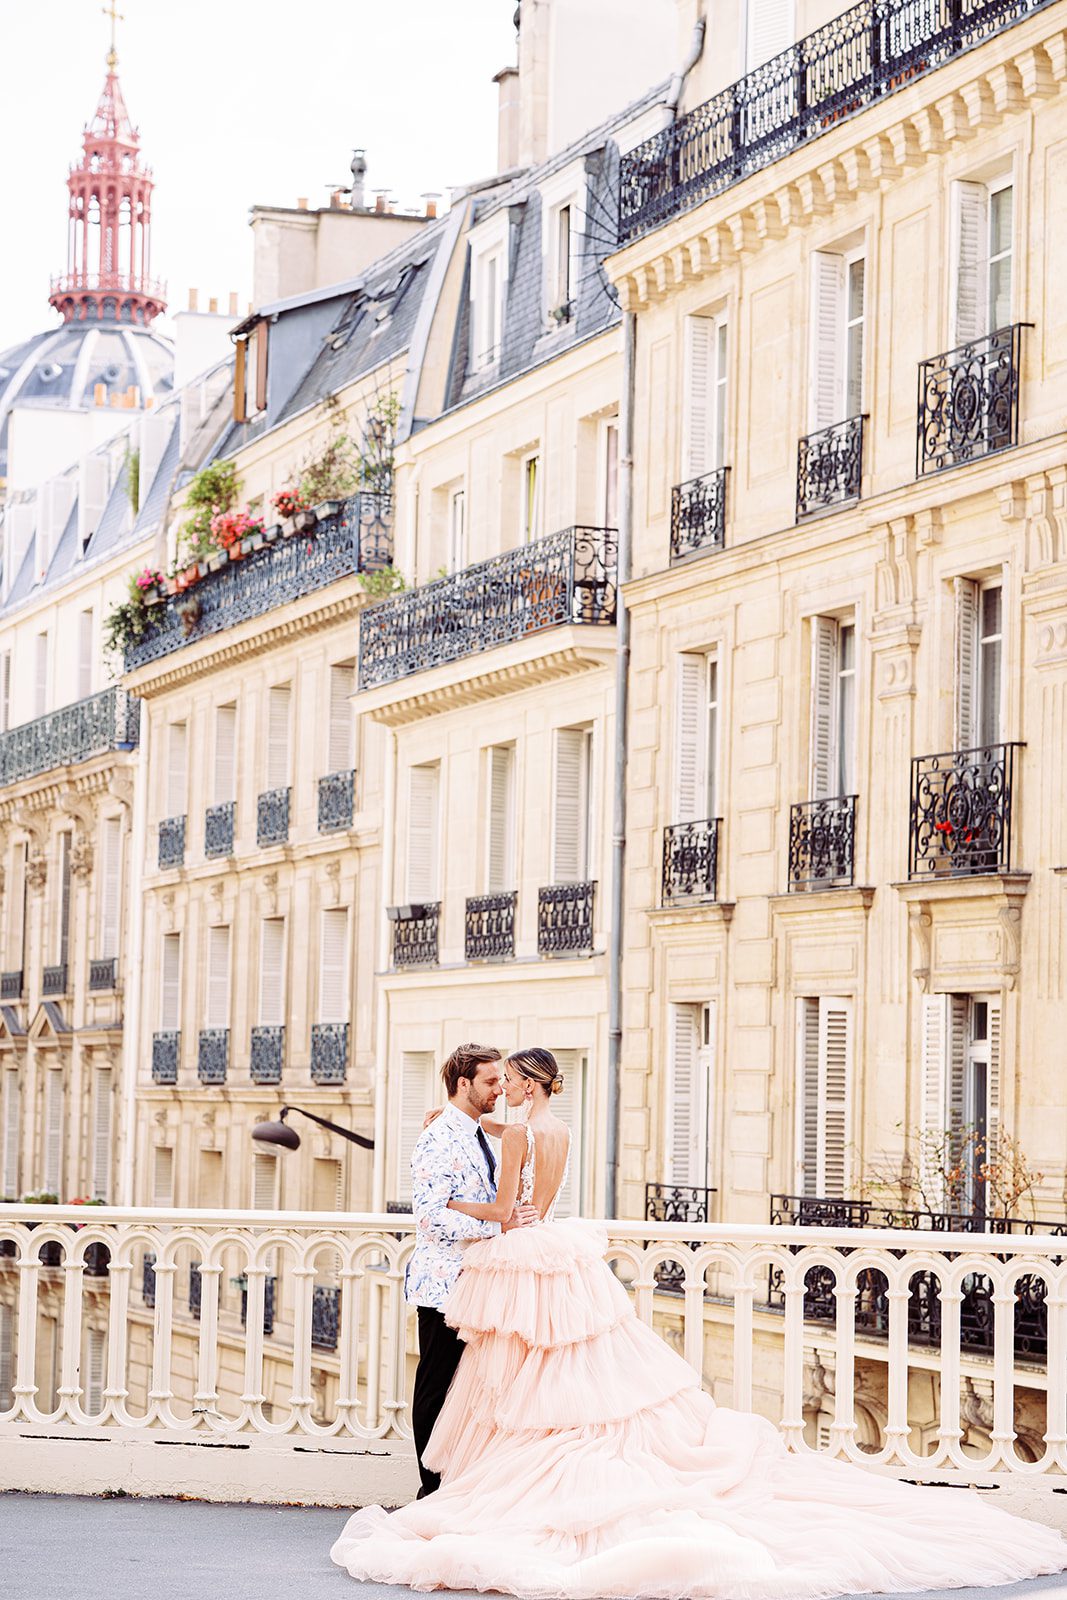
xmin=206 ymin=552 xmax=228 ymax=573
xmin=295 ymin=509 xmax=316 ymax=532
xmin=281 ymin=517 xmax=298 ymax=538
xmin=264 ymin=523 xmax=282 ymax=544
xmin=312 ymin=500 xmax=342 ymax=519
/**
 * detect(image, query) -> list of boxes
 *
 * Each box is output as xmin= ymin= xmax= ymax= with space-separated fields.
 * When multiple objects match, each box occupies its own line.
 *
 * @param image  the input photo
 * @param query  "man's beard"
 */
xmin=469 ymin=1088 xmax=498 ymax=1116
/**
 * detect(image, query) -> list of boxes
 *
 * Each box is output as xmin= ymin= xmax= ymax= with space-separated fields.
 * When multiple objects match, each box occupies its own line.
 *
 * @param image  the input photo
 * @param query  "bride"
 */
xmin=331 ymin=1047 xmax=1066 ymax=1599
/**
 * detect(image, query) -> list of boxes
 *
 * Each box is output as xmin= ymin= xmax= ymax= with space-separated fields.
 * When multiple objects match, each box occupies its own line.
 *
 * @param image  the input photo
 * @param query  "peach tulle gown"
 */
xmin=331 ymin=1129 xmax=1066 ymax=1599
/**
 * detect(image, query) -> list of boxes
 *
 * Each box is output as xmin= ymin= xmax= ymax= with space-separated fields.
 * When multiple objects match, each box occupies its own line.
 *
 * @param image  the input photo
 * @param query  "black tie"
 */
xmin=476 ymin=1127 xmax=496 ymax=1185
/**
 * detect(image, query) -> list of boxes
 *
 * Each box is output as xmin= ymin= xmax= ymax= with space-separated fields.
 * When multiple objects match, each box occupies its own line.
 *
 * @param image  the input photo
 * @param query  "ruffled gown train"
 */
xmin=331 ymin=1219 xmax=1066 ymax=1598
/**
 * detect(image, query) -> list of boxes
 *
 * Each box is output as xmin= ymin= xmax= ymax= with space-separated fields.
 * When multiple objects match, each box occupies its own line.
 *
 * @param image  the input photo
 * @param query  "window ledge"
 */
xmin=769 ymin=886 xmax=875 ymax=915
xmin=893 ymin=870 xmax=1031 ymax=905
xmin=646 ymin=900 xmax=735 ymax=930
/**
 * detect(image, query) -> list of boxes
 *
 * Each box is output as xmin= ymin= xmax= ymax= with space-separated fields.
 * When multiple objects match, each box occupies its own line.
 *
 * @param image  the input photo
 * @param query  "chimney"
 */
xmin=350 ymin=148 xmax=367 ymax=209
xmin=374 ymin=193 xmax=386 ymax=214
xmin=228 ymin=292 xmax=238 ymax=316
xmin=188 ymin=287 xmax=199 ymax=312
xmin=493 ymin=65 xmax=520 ymax=171
xmin=208 ymin=296 xmax=218 ymax=314
xmin=297 ymin=196 xmax=309 ymax=211
xmin=94 ymin=382 xmax=106 ymax=406
xmin=422 ymin=193 xmax=440 ymax=220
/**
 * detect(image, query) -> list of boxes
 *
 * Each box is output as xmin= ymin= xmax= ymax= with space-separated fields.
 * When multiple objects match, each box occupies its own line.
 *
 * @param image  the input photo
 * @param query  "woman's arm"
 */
xmin=478 ymin=1112 xmax=507 ymax=1140
xmin=447 ymin=1124 xmax=526 ymax=1224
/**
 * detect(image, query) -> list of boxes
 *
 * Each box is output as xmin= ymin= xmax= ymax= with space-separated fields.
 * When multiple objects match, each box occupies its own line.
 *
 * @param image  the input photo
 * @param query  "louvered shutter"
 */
xmin=2 ymin=1071 xmax=20 ymax=1200
xmin=160 ymin=932 xmax=181 ymax=1030
xmin=696 ymin=1000 xmax=717 ymax=1186
xmin=91 ymin=1066 xmax=111 ymax=1200
xmin=198 ymin=1148 xmax=223 ymax=1208
xmin=820 ymin=1000 xmax=851 ymax=1196
xmin=258 ymin=919 xmax=285 ymax=1025
xmin=551 ymin=728 xmax=589 ymax=883
xmin=397 ymin=1051 xmax=436 ymax=1204
xmin=214 ymin=705 xmax=236 ymax=805
xmin=811 ymin=253 xmax=845 ymax=430
xmin=954 ymin=577 xmax=979 ymax=749
xmin=746 ymin=0 xmax=795 ymax=66
xmin=486 ymin=745 xmax=514 ymax=892
xmin=85 ymin=1328 xmax=105 ymax=1413
xmin=166 ymin=722 xmax=187 ymax=817
xmin=312 ymin=1158 xmax=344 ymax=1211
xmin=550 ymin=1049 xmax=584 ymax=1218
xmin=952 ymin=181 xmax=990 ymax=345
xmin=79 ymin=454 xmax=111 ymax=547
xmin=407 ymin=765 xmax=440 ymax=902
xmin=676 ymin=656 xmax=706 ymax=823
xmin=920 ymin=993 xmax=949 ymax=1206
xmin=206 ymin=925 xmax=230 ymax=1029
xmin=43 ymin=1069 xmax=64 ymax=1196
xmin=253 ymin=1151 xmax=278 ymax=1209
xmin=0 ymin=652 xmax=10 ymax=731
xmin=34 ymin=633 xmax=48 ymax=717
xmin=946 ymin=994 xmax=969 ymax=1170
xmin=810 ymin=617 xmax=838 ymax=800
xmin=11 ymin=844 xmax=27 ymax=968
xmin=796 ymin=998 xmax=820 ymax=1196
xmin=319 ymin=907 xmax=348 ymax=1023
xmin=152 ymin=1145 xmax=174 ymax=1207
xmin=57 ymin=832 xmax=72 ymax=967
xmin=986 ymin=1000 xmax=1002 ymax=1167
xmin=683 ymin=316 xmax=714 ymax=479
xmin=267 ymin=685 xmax=290 ymax=790
xmin=667 ymin=1005 xmax=699 ymax=1185
xmin=327 ymin=666 xmax=354 ymax=774
xmin=99 ymin=817 xmax=122 ymax=959
xmin=77 ymin=610 xmax=94 ymax=700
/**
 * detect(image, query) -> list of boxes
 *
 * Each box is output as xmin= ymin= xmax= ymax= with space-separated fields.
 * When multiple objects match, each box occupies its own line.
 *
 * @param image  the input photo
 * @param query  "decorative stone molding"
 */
xmin=896 ymin=872 xmax=1030 ymax=991
xmin=25 ymin=852 xmax=47 ymax=892
xmin=161 ymin=891 xmax=176 ymax=932
xmin=70 ymin=835 xmax=94 ymax=880
xmin=908 ymin=900 xmax=933 ymax=993
xmin=324 ymin=859 xmax=342 ymax=906
xmin=262 ymin=872 xmax=279 ymax=917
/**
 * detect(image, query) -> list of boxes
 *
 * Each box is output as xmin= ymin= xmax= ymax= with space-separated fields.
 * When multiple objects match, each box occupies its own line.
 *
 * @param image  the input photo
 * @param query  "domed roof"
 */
xmin=0 ymin=320 xmax=174 ymax=481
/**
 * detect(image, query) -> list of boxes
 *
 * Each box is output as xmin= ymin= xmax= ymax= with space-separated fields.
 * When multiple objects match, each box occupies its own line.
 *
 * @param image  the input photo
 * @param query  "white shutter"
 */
xmin=811 ymin=253 xmax=845 ymax=430
xmin=166 ymin=722 xmax=187 ymax=817
xmin=397 ymin=1051 xmax=436 ymax=1204
xmin=667 ymin=1004 xmax=706 ymax=1186
xmin=319 ymin=907 xmax=348 ymax=1023
xmin=91 ymin=1066 xmax=111 ymax=1200
xmin=946 ymin=994 xmax=969 ymax=1168
xmin=57 ymin=832 xmax=72 ymax=966
xmin=160 ymin=932 xmax=181 ymax=1030
xmin=327 ymin=666 xmax=354 ymax=774
xmin=486 ymin=745 xmax=514 ymax=892
xmin=796 ymin=998 xmax=820 ymax=1196
xmin=266 ymin=685 xmax=291 ymax=790
xmin=85 ymin=1327 xmax=105 ymax=1413
xmin=820 ymin=1000 xmax=851 ymax=1195
xmin=682 ymin=316 xmax=714 ymax=479
xmin=77 ymin=610 xmax=94 ymax=700
xmin=258 ymin=918 xmax=285 ymax=1025
xmin=0 ymin=652 xmax=10 ymax=732
xmin=43 ymin=1069 xmax=64 ymax=1197
xmin=11 ymin=844 xmax=27 ymax=968
xmin=551 ymin=728 xmax=590 ymax=883
xmin=746 ymin=0 xmax=795 ymax=66
xmin=810 ymin=617 xmax=838 ymax=800
xmin=986 ymin=1000 xmax=1002 ymax=1168
xmin=675 ymin=655 xmax=706 ymax=823
xmin=952 ymin=181 xmax=990 ymax=346
xmin=98 ymin=816 xmax=122 ymax=959
xmin=550 ymin=1049 xmax=584 ymax=1218
xmin=206 ymin=925 xmax=230 ymax=1029
xmin=79 ymin=453 xmax=111 ymax=547
xmin=252 ymin=1151 xmax=278 ymax=1210
xmin=312 ymin=1157 xmax=345 ymax=1211
xmin=2 ymin=1071 xmax=20 ymax=1200
xmin=407 ymin=765 xmax=440 ymax=902
xmin=151 ymin=1146 xmax=174 ymax=1207
xmin=954 ymin=577 xmax=979 ymax=749
xmin=213 ymin=705 xmax=236 ymax=805
xmin=920 ymin=993 xmax=949 ymax=1205
xmin=34 ymin=633 xmax=49 ymax=718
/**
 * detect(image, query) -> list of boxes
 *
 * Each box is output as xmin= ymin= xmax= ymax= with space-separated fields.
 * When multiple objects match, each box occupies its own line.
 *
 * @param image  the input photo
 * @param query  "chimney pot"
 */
xmin=493 ymin=65 xmax=520 ymax=172
xmin=188 ymin=287 xmax=199 ymax=312
xmin=228 ymin=292 xmax=238 ymax=316
xmin=297 ymin=196 xmax=309 ymax=211
xmin=375 ymin=194 xmax=386 ymax=213
xmin=94 ymin=382 xmax=106 ymax=406
xmin=208 ymin=296 xmax=219 ymax=314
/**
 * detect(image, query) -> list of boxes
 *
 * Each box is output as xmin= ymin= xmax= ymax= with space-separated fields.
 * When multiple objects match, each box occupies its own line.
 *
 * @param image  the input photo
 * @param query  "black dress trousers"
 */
xmin=411 ymin=1304 xmax=465 ymax=1496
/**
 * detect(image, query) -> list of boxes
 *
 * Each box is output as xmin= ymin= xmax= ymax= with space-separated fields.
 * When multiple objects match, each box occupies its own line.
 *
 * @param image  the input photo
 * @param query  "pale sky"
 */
xmin=0 ymin=0 xmax=518 ymax=352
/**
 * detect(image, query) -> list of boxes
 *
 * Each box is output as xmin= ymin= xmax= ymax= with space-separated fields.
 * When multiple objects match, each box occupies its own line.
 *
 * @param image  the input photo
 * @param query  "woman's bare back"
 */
xmin=521 ymin=1114 xmax=571 ymax=1218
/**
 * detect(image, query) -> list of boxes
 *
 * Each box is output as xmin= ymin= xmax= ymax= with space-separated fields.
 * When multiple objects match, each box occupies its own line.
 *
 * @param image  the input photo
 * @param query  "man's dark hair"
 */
xmin=442 ymin=1042 xmax=501 ymax=1098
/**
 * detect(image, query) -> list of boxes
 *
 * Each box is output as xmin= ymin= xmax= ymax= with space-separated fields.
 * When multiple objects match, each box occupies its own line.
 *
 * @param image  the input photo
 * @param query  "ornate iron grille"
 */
xmin=618 ymin=0 xmax=1054 ymax=244
xmin=197 ymin=1028 xmax=229 ymax=1084
xmin=537 ymin=882 xmax=595 ymax=955
xmin=189 ymin=1263 xmax=202 ymax=1319
xmin=390 ymin=904 xmax=440 ymax=968
xmin=142 ymin=1253 xmax=156 ymax=1307
xmin=250 ymin=1024 xmax=285 ymax=1084
xmin=788 ymin=795 xmax=857 ymax=889
xmin=312 ymin=1285 xmax=340 ymax=1350
xmin=151 ymin=1030 xmax=179 ymax=1084
xmin=158 ymin=815 xmax=185 ymax=870
xmin=257 ymin=788 xmax=290 ymax=848
xmin=84 ymin=1242 xmax=110 ymax=1277
xmin=796 ymin=416 xmax=865 ymax=518
xmin=644 ymin=1184 xmax=717 ymax=1293
xmin=909 ymin=743 xmax=1020 ymax=878
xmin=0 ymin=970 xmax=23 ymax=1000
xmin=311 ymin=1022 xmax=348 ymax=1083
xmin=318 ymin=770 xmax=355 ymax=833
xmin=125 ymin=495 xmax=393 ymax=670
xmin=0 ymin=685 xmax=140 ymax=785
xmin=88 ymin=957 xmax=117 ymax=991
xmin=240 ymin=1275 xmax=276 ymax=1335
xmin=204 ymin=801 xmax=235 ymax=858
xmin=465 ymin=892 xmax=516 ymax=961
xmin=917 ymin=324 xmax=1026 ymax=475
xmin=670 ymin=468 xmax=728 ymax=564
xmin=358 ymin=525 xmax=617 ymax=690
xmin=662 ymin=818 xmax=720 ymax=905
xmin=42 ymin=964 xmax=68 ymax=997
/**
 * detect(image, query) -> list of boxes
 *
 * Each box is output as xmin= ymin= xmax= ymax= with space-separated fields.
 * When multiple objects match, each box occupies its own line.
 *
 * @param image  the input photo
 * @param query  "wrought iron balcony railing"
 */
xmin=158 ymin=815 xmax=186 ymax=870
xmin=788 ymin=795 xmax=857 ymax=890
xmin=465 ymin=892 xmax=516 ymax=961
xmin=0 ymin=685 xmax=140 ymax=787
xmin=618 ymin=0 xmax=1053 ymax=244
xmin=250 ymin=1024 xmax=285 ymax=1084
xmin=151 ymin=1030 xmax=179 ymax=1085
xmin=662 ymin=817 xmax=720 ymax=905
xmin=204 ymin=801 xmax=235 ymax=858
xmin=537 ymin=881 xmax=595 ymax=955
xmin=88 ymin=957 xmax=117 ymax=992
xmin=917 ymin=323 xmax=1026 ymax=476
xmin=311 ymin=1022 xmax=348 ymax=1084
xmin=42 ymin=964 xmax=68 ymax=997
xmin=312 ymin=1285 xmax=340 ymax=1350
xmin=645 ymin=1183 xmax=717 ymax=1293
xmin=240 ymin=1275 xmax=276 ymax=1336
xmin=670 ymin=468 xmax=728 ymax=564
xmin=318 ymin=770 xmax=355 ymax=833
xmin=389 ymin=903 xmax=440 ymax=968
xmin=909 ymin=742 xmax=1020 ymax=879
xmin=125 ymin=495 xmax=393 ymax=671
xmin=257 ymin=788 xmax=290 ymax=848
xmin=142 ymin=1253 xmax=156 ymax=1308
xmin=358 ymin=525 xmax=617 ymax=690
xmin=1 ymin=970 xmax=23 ymax=1001
xmin=796 ymin=416 xmax=865 ymax=518
xmin=189 ymin=1262 xmax=202 ymax=1319
xmin=198 ymin=1028 xmax=229 ymax=1085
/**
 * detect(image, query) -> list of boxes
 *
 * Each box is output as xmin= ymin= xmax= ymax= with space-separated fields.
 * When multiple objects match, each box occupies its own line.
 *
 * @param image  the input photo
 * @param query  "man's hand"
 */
xmin=502 ymin=1204 xmax=539 ymax=1232
xmin=422 ymin=1106 xmax=445 ymax=1130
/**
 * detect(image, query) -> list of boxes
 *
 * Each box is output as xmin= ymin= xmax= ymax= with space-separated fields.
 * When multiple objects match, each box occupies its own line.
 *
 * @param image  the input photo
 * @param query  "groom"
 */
xmin=406 ymin=1041 xmax=537 ymax=1496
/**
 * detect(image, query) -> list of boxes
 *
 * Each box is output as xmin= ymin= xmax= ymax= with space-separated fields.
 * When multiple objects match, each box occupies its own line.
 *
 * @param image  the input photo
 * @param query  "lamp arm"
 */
xmin=282 ymin=1104 xmax=374 ymax=1150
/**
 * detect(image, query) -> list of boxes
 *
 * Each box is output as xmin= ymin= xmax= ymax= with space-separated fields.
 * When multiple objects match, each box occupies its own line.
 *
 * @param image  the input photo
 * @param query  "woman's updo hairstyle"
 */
xmin=507 ymin=1047 xmax=564 ymax=1095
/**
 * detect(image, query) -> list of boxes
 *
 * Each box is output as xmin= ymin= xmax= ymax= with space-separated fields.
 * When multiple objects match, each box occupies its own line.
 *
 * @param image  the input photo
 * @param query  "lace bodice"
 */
xmin=519 ymin=1123 xmax=571 ymax=1220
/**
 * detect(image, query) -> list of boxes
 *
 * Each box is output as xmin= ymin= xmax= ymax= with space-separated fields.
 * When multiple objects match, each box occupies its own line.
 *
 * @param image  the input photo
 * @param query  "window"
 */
xmin=473 ymin=247 xmax=504 ymax=369
xmin=198 ymin=1149 xmax=224 ymax=1208
xmin=810 ymin=251 xmax=866 ymax=429
xmin=448 ymin=489 xmax=467 ymax=575
xmin=682 ymin=315 xmax=728 ymax=479
xmin=252 ymin=1150 xmax=278 ymax=1210
xmin=34 ymin=632 xmax=49 ymax=718
xmin=1 ymin=1070 xmax=20 ymax=1200
xmin=258 ymin=918 xmax=286 ymax=1025
xmin=98 ymin=817 xmax=122 ymax=959
xmin=548 ymin=203 xmax=573 ymax=316
xmin=327 ymin=665 xmax=354 ymax=774
xmin=550 ymin=1049 xmax=587 ymax=1217
xmin=151 ymin=1145 xmax=174 ymax=1207
xmin=407 ymin=764 xmax=441 ymax=902
xmin=397 ymin=1051 xmax=436 ymax=1205
xmin=810 ymin=617 xmax=856 ymax=799
xmin=921 ymin=993 xmax=1001 ymax=1212
xmin=795 ymin=997 xmax=852 ymax=1198
xmin=0 ymin=651 xmax=9 ymax=732
xmin=521 ymin=453 xmax=542 ymax=543
xmin=91 ymin=1066 xmax=111 ymax=1201
xmin=676 ymin=654 xmax=719 ymax=822
xmin=77 ymin=609 xmax=94 ymax=701
xmin=746 ymin=0 xmax=795 ymax=68
xmin=43 ymin=1068 xmax=64 ymax=1196
xmin=319 ymin=907 xmax=349 ymax=1024
xmin=213 ymin=704 xmax=237 ymax=805
xmin=160 ymin=932 xmax=181 ymax=1031
xmin=600 ymin=420 xmax=619 ymax=528
xmin=551 ymin=726 xmax=593 ymax=883
xmin=666 ymin=1002 xmax=716 ymax=1188
xmin=955 ymin=578 xmax=1002 ymax=748
xmin=55 ymin=832 xmax=72 ymax=968
xmin=166 ymin=722 xmax=187 ymax=818
xmin=312 ymin=1157 xmax=345 ymax=1212
xmin=79 ymin=452 xmax=111 ymax=549
xmin=10 ymin=843 xmax=27 ymax=971
xmin=266 ymin=684 xmax=291 ymax=790
xmin=485 ymin=744 xmax=515 ymax=893
xmin=952 ymin=178 xmax=1013 ymax=344
xmin=205 ymin=925 xmax=230 ymax=1029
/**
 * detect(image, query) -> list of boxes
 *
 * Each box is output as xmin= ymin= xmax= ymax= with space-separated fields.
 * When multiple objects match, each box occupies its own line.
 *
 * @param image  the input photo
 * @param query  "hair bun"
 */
xmin=551 ymin=1076 xmax=564 ymax=1094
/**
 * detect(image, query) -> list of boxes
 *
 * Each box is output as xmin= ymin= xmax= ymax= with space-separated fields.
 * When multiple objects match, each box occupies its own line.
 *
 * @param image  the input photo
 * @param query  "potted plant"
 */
xmin=135 ymin=566 xmax=166 ymax=606
xmin=69 ymin=1197 xmax=109 ymax=1276
xmin=271 ymin=487 xmax=308 ymax=523
xmin=210 ymin=507 xmax=265 ymax=561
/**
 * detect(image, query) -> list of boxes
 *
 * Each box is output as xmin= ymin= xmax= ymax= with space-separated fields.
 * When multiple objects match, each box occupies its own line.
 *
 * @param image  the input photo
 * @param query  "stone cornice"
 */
xmin=0 ymin=752 xmax=135 ymax=828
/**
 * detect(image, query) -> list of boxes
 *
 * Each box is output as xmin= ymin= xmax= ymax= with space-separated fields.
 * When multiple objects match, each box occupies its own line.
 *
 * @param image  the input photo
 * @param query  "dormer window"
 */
xmin=475 ymin=249 xmax=503 ymax=367
xmin=548 ymin=203 xmax=574 ymax=324
xmin=539 ymin=163 xmax=585 ymax=330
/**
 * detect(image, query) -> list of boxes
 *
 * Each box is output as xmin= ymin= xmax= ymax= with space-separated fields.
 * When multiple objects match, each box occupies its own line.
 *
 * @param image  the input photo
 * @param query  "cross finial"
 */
xmin=102 ymin=1 xmax=124 ymax=68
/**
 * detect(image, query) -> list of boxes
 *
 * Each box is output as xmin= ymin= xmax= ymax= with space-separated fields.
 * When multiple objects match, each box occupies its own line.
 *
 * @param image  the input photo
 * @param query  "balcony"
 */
xmin=909 ymin=743 xmax=1020 ymax=879
xmin=42 ymin=963 xmax=68 ymax=997
xmin=617 ymin=0 xmax=1051 ymax=244
xmin=317 ymin=770 xmax=354 ymax=833
xmin=250 ymin=1024 xmax=284 ymax=1084
xmin=239 ymin=1274 xmax=277 ymax=1336
xmin=358 ymin=525 xmax=617 ymax=690
xmin=124 ymin=494 xmax=393 ymax=671
xmin=158 ymin=815 xmax=185 ymax=870
xmin=204 ymin=801 xmax=235 ymax=858
xmin=645 ymin=1182 xmax=717 ymax=1292
xmin=151 ymin=1031 xmax=179 ymax=1085
xmin=310 ymin=1021 xmax=348 ymax=1084
xmin=311 ymin=1284 xmax=340 ymax=1350
xmin=257 ymin=787 xmax=290 ymax=848
xmin=796 ymin=416 xmax=864 ymax=519
xmin=465 ymin=892 xmax=516 ymax=961
xmin=0 ymin=685 xmax=139 ymax=787
xmin=670 ymin=468 xmax=728 ymax=564
xmin=788 ymin=795 xmax=857 ymax=890
xmin=537 ymin=881 xmax=595 ymax=956
xmin=141 ymin=1252 xmax=156 ymax=1308
xmin=662 ymin=818 xmax=720 ymax=906
xmin=197 ymin=1028 xmax=229 ymax=1085
xmin=389 ymin=903 xmax=440 ymax=969
xmin=189 ymin=1262 xmax=202 ymax=1319
xmin=1 ymin=970 xmax=23 ymax=1001
xmin=917 ymin=324 xmax=1026 ymax=476
xmin=88 ymin=957 xmax=117 ymax=992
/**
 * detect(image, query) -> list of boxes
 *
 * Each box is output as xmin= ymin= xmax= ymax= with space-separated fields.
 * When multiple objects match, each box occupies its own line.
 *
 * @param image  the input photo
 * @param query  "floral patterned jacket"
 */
xmin=405 ymin=1103 xmax=500 ymax=1309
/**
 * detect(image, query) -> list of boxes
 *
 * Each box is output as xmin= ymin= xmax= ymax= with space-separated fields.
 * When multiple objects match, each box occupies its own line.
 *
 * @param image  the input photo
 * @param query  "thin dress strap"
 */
xmin=519 ymin=1122 xmax=536 ymax=1204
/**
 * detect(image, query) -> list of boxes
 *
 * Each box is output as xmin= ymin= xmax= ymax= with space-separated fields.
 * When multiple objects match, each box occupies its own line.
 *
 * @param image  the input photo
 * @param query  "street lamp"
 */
xmin=251 ymin=1104 xmax=374 ymax=1152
